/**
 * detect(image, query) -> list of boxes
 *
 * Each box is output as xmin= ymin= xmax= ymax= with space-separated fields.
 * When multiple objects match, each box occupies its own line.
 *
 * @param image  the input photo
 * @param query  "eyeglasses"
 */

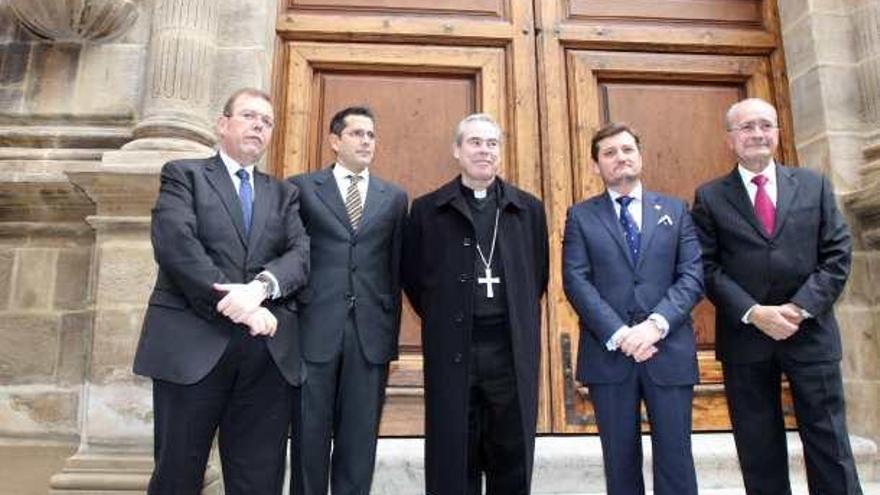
xmin=227 ymin=110 xmax=274 ymax=129
xmin=728 ymin=120 xmax=778 ymax=134
xmin=342 ymin=129 xmax=376 ymax=141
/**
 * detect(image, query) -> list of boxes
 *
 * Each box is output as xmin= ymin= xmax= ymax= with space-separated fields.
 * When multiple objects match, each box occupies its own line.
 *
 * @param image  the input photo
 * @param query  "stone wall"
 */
xmin=778 ymin=0 xmax=880 ymax=441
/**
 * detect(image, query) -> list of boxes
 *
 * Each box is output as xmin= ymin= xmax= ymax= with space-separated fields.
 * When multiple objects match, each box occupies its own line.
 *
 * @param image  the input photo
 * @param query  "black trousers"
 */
xmin=291 ymin=316 xmax=388 ymax=495
xmin=466 ymin=324 xmax=528 ymax=495
xmin=724 ymin=357 xmax=863 ymax=495
xmin=148 ymin=333 xmax=292 ymax=495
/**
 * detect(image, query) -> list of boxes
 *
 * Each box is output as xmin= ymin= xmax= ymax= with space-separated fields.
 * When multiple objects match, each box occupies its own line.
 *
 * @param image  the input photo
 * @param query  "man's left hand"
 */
xmin=214 ymin=281 xmax=267 ymax=323
xmin=619 ymin=320 xmax=662 ymax=361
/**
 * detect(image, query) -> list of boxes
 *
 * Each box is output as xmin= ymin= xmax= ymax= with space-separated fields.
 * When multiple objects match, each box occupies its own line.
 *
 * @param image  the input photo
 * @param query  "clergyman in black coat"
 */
xmin=692 ymin=97 xmax=862 ymax=495
xmin=403 ymin=113 xmax=549 ymax=495
xmin=133 ymin=88 xmax=309 ymax=495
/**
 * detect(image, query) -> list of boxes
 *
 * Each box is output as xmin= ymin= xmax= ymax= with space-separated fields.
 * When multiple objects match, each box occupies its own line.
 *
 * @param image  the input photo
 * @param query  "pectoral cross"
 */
xmin=477 ymin=267 xmax=501 ymax=298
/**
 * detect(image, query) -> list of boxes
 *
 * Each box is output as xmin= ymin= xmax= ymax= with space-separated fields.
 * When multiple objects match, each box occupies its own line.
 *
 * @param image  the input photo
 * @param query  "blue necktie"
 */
xmin=236 ymin=168 xmax=253 ymax=235
xmin=616 ymin=195 xmax=640 ymax=263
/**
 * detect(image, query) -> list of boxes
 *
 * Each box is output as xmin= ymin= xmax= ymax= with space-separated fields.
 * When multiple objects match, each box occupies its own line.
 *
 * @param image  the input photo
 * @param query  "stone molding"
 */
xmin=122 ymin=0 xmax=219 ymax=152
xmin=8 ymin=0 xmax=139 ymax=43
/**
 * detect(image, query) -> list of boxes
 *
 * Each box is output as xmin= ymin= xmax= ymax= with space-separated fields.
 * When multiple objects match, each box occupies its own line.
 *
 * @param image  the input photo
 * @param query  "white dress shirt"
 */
xmin=218 ymin=149 xmax=279 ymax=299
xmin=603 ymin=182 xmax=670 ymax=350
xmin=332 ymin=162 xmax=369 ymax=205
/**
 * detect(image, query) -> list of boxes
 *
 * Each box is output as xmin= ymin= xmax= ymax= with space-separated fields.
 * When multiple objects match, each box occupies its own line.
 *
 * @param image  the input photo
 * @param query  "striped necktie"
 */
xmin=345 ymin=174 xmax=364 ymax=230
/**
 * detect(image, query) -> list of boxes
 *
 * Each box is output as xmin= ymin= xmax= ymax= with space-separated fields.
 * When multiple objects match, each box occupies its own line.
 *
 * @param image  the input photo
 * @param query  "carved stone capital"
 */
xmin=9 ymin=0 xmax=139 ymax=43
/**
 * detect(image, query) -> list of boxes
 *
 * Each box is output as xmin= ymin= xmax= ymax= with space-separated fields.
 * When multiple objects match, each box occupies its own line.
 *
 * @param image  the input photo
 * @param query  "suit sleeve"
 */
xmin=262 ymin=183 xmax=310 ymax=299
xmin=692 ymin=186 xmax=759 ymax=318
xmin=789 ymin=174 xmax=852 ymax=315
xmin=650 ymin=203 xmax=704 ymax=333
xmin=402 ymin=200 xmax=424 ymax=317
xmin=151 ymin=162 xmax=229 ymax=320
xmin=389 ymin=190 xmax=409 ymax=342
xmin=562 ymin=206 xmax=627 ymax=343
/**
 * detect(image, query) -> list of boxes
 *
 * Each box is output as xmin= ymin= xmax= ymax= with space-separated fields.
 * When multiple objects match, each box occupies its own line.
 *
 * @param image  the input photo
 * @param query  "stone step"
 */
xmin=370 ymin=433 xmax=879 ymax=494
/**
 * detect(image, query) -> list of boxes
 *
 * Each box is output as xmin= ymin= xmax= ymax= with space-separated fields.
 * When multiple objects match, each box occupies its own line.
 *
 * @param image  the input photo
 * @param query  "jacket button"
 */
xmin=350 ymin=238 xmax=357 ymax=246
xmin=454 ymin=312 xmax=464 ymax=323
xmin=463 ymin=237 xmax=472 ymax=246
xmin=351 ymin=265 xmax=358 ymax=272
xmin=453 ymin=352 xmax=463 ymax=363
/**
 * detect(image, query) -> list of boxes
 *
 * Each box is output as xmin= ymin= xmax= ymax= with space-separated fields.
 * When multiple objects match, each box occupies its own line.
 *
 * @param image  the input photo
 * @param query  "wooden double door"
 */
xmin=271 ymin=0 xmax=797 ymax=435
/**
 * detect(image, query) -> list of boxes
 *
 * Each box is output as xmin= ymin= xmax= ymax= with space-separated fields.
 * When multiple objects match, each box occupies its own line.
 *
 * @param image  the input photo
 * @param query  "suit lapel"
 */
xmin=772 ymin=164 xmax=799 ymax=239
xmin=590 ymin=195 xmax=635 ymax=269
xmin=204 ymin=155 xmax=248 ymax=246
xmin=358 ymin=175 xmax=390 ymax=232
xmin=247 ymin=171 xmax=270 ymax=248
xmin=719 ymin=167 xmax=770 ymax=240
xmin=313 ymin=167 xmax=354 ymax=232
xmin=636 ymin=192 xmax=660 ymax=270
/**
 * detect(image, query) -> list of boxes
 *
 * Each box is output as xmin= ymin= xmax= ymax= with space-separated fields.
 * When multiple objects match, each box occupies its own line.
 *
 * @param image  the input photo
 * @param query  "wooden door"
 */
xmin=272 ymin=0 xmax=797 ymax=435
xmin=272 ymin=0 xmax=546 ymax=435
xmin=538 ymin=0 xmax=798 ymax=432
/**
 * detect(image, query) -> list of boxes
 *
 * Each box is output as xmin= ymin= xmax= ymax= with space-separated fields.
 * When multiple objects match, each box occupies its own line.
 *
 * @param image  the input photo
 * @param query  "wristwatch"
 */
xmin=254 ymin=273 xmax=273 ymax=299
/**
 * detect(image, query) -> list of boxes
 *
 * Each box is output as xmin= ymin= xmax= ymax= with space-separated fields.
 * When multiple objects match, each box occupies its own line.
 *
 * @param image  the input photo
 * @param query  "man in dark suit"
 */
xmin=692 ymin=98 xmax=863 ymax=495
xmin=403 ymin=113 xmax=549 ymax=495
xmin=288 ymin=106 xmax=408 ymax=495
xmin=562 ymin=122 xmax=703 ymax=495
xmin=133 ymin=88 xmax=310 ymax=495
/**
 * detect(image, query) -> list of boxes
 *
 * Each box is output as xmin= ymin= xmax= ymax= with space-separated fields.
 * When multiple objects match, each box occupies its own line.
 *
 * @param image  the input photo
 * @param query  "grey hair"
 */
xmin=453 ymin=113 xmax=503 ymax=145
xmin=725 ymin=98 xmax=777 ymax=129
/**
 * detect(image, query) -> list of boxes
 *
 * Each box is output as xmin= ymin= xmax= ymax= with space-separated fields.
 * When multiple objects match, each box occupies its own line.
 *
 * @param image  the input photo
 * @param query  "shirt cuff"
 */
xmin=606 ymin=325 xmax=630 ymax=351
xmin=648 ymin=313 xmax=670 ymax=339
xmin=256 ymin=271 xmax=280 ymax=300
xmin=742 ymin=304 xmax=758 ymax=324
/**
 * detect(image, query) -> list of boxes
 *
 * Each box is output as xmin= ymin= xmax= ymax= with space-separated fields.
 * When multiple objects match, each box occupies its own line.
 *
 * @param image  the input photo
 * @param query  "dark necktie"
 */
xmin=752 ymin=174 xmax=775 ymax=235
xmin=236 ymin=168 xmax=253 ymax=235
xmin=616 ymin=195 xmax=641 ymax=263
xmin=345 ymin=174 xmax=364 ymax=229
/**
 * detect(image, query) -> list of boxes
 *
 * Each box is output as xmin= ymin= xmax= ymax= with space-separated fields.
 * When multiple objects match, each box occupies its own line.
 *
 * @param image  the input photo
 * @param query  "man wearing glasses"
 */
xmin=288 ymin=106 xmax=408 ymax=495
xmin=134 ymin=88 xmax=310 ymax=494
xmin=692 ymin=98 xmax=863 ymax=495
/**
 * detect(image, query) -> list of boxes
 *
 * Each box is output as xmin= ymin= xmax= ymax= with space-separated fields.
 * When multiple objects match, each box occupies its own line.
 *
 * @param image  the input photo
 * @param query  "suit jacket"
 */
xmin=133 ymin=154 xmax=310 ymax=385
xmin=692 ymin=164 xmax=851 ymax=364
xmin=290 ymin=166 xmax=408 ymax=365
xmin=563 ymin=190 xmax=703 ymax=385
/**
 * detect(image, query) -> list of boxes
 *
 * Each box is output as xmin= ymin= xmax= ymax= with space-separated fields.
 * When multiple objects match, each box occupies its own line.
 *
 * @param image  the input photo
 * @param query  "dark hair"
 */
xmin=590 ymin=122 xmax=641 ymax=162
xmin=329 ymin=106 xmax=375 ymax=136
xmin=222 ymin=88 xmax=272 ymax=117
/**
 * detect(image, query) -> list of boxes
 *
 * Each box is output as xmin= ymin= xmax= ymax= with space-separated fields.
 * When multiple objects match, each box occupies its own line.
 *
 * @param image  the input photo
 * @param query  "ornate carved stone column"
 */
xmin=121 ymin=0 xmax=219 ymax=152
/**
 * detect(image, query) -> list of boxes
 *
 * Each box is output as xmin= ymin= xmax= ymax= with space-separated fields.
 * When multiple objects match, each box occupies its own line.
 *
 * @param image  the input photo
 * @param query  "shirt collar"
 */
xmin=607 ymin=182 xmax=643 ymax=204
xmin=333 ymin=162 xmax=370 ymax=182
xmin=738 ymin=160 xmax=777 ymax=186
xmin=219 ymin=149 xmax=255 ymax=177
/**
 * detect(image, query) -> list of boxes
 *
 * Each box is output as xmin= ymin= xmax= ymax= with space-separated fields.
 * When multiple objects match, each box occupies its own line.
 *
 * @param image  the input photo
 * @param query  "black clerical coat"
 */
xmin=403 ymin=177 xmax=549 ymax=495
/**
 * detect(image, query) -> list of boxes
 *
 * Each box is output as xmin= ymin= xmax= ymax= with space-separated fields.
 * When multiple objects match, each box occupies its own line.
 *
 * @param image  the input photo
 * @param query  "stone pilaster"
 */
xmin=122 ymin=0 xmax=219 ymax=152
xmin=48 ymin=165 xmax=219 ymax=494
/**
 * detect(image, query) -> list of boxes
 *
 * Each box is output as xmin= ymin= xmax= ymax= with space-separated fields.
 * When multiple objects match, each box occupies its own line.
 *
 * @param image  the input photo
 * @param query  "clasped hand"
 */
xmin=618 ymin=320 xmax=662 ymax=363
xmin=214 ymin=281 xmax=277 ymax=337
xmin=748 ymin=303 xmax=804 ymax=341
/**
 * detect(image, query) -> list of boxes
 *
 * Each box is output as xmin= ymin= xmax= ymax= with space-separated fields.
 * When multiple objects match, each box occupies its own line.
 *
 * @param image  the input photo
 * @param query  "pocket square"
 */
xmin=658 ymin=214 xmax=673 ymax=226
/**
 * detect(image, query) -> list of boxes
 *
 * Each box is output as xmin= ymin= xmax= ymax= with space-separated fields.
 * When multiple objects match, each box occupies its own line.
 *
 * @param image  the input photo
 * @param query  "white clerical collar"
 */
xmin=738 ymin=160 xmax=777 ymax=186
xmin=607 ymin=182 xmax=643 ymax=203
xmin=219 ymin=149 xmax=255 ymax=176
xmin=333 ymin=162 xmax=369 ymax=182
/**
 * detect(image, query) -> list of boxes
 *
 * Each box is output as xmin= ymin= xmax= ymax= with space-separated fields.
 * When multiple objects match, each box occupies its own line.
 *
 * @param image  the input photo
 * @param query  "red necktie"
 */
xmin=752 ymin=174 xmax=775 ymax=235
